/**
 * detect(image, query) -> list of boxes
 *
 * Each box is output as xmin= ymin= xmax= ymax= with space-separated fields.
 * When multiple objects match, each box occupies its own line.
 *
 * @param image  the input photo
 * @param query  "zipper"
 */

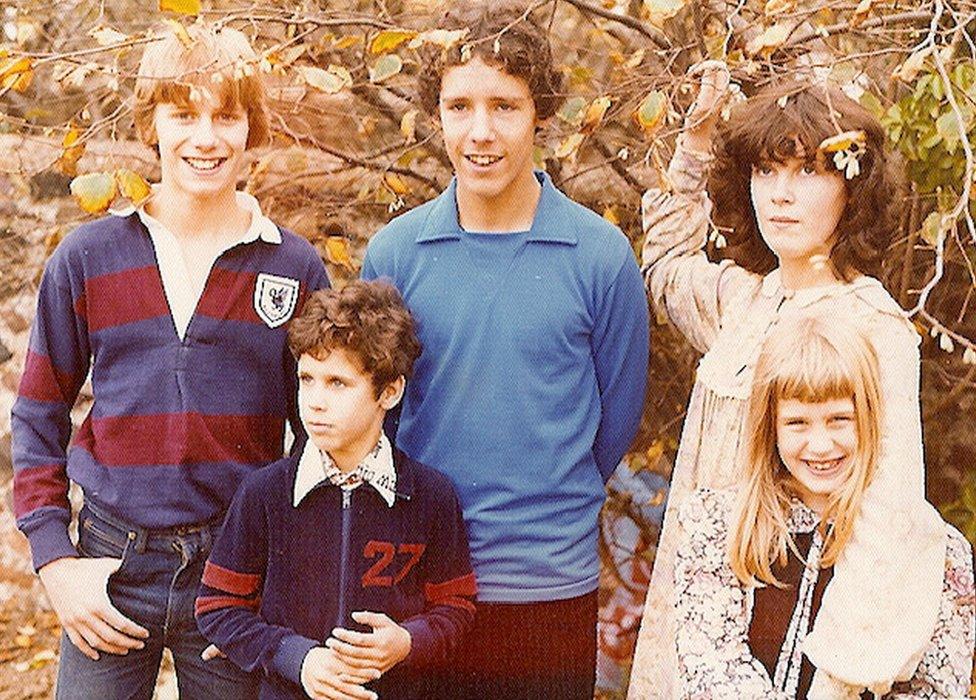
xmin=335 ymin=489 xmax=352 ymax=630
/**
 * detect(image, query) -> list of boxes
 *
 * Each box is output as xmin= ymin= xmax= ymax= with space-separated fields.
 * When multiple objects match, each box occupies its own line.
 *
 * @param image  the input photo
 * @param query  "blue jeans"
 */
xmin=54 ymin=501 xmax=259 ymax=700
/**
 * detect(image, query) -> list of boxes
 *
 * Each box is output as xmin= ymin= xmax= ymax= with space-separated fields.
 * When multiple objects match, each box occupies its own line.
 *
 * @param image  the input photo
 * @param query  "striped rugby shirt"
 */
xmin=12 ymin=212 xmax=329 ymax=570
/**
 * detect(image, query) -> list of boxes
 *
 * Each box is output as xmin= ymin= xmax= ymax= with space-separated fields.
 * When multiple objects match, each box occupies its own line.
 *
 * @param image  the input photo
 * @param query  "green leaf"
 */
xmin=556 ymin=96 xmax=587 ymax=126
xmin=935 ymin=111 xmax=961 ymax=152
xmin=368 ymin=54 xmax=402 ymax=83
xmin=919 ymin=211 xmax=943 ymax=246
xmin=859 ymin=91 xmax=883 ymax=119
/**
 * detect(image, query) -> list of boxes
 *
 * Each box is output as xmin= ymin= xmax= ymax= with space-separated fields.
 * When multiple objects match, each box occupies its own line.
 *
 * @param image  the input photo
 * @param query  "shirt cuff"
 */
xmin=398 ymin=618 xmax=431 ymax=668
xmin=271 ymin=634 xmax=320 ymax=685
xmin=28 ymin=516 xmax=78 ymax=572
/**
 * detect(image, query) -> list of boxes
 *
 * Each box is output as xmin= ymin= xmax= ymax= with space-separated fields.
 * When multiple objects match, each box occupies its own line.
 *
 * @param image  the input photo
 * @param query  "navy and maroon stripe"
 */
xmin=17 ymin=350 xmax=81 ymax=403
xmin=426 ymin=572 xmax=478 ymax=612
xmin=13 ymin=465 xmax=69 ymax=518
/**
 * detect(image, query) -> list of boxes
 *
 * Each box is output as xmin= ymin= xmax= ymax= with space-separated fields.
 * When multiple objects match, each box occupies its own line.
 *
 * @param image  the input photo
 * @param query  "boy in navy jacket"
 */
xmin=196 ymin=280 xmax=476 ymax=700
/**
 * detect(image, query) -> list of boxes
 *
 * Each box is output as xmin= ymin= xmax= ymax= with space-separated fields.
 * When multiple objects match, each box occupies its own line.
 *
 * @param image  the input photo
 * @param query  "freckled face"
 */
xmin=751 ymin=157 xmax=848 ymax=270
xmin=776 ymin=397 xmax=858 ymax=513
xmin=438 ymin=57 xmax=539 ymax=210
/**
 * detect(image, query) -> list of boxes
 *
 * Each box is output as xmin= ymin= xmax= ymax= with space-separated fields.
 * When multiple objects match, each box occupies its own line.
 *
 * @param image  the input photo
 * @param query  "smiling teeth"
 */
xmin=468 ymin=155 xmax=501 ymax=166
xmin=186 ymin=158 xmax=222 ymax=170
xmin=806 ymin=459 xmax=841 ymax=472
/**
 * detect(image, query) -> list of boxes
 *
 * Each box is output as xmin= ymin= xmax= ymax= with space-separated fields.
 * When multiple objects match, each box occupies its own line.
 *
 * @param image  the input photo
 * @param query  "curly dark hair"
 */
xmin=416 ymin=2 xmax=564 ymax=120
xmin=709 ymin=80 xmax=903 ymax=280
xmin=287 ymin=280 xmax=422 ymax=397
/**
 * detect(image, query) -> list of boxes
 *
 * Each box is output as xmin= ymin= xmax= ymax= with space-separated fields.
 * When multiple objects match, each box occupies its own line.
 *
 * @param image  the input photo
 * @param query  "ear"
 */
xmin=378 ymin=375 xmax=406 ymax=410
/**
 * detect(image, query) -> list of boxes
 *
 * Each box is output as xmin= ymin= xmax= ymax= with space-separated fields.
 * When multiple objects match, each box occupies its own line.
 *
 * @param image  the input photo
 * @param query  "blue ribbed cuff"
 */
xmin=398 ymin=619 xmax=429 ymax=668
xmin=271 ymin=634 xmax=319 ymax=685
xmin=28 ymin=517 xmax=78 ymax=572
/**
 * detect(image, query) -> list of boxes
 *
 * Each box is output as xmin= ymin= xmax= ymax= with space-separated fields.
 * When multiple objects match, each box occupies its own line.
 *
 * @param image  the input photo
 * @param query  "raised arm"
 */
xmin=673 ymin=489 xmax=787 ymax=699
xmin=643 ymin=64 xmax=757 ymax=356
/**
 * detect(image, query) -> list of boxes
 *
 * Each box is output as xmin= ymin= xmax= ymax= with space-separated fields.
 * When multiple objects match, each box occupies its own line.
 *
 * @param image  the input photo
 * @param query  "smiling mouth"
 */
xmin=803 ymin=458 xmax=844 ymax=474
xmin=466 ymin=154 xmax=503 ymax=166
xmin=183 ymin=157 xmax=226 ymax=172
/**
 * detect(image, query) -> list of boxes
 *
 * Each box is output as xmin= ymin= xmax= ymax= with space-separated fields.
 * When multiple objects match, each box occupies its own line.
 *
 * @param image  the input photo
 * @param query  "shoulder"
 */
xmin=269 ymin=227 xmax=327 ymax=275
xmin=844 ymin=276 xmax=919 ymax=343
xmin=553 ymin=190 xmax=633 ymax=260
xmin=366 ymin=198 xmax=439 ymax=257
xmin=49 ymin=215 xmax=140 ymax=266
xmin=235 ymin=455 xmax=295 ymax=506
xmin=398 ymin=452 xmax=461 ymax=507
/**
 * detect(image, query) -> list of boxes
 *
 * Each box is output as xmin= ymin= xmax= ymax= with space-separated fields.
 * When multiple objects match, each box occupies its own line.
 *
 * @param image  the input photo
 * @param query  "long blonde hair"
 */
xmin=728 ymin=314 xmax=883 ymax=587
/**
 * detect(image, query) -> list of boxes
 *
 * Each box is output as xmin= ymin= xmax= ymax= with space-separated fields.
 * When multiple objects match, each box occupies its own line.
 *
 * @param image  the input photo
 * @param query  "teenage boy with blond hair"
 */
xmin=361 ymin=4 xmax=649 ymax=697
xmin=11 ymin=24 xmax=328 ymax=698
xmin=196 ymin=280 xmax=475 ymax=700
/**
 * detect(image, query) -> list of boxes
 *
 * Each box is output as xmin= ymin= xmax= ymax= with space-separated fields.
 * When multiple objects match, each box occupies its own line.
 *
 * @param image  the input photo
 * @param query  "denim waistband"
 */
xmin=81 ymin=499 xmax=223 ymax=554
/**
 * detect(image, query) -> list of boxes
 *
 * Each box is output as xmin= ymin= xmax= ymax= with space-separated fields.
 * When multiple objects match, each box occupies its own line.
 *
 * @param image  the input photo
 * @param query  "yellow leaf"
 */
xmin=643 ymin=0 xmax=686 ymax=27
xmin=297 ymin=65 xmax=351 ymax=94
xmin=158 ymin=0 xmax=200 ymax=15
xmin=70 ymin=172 xmax=118 ymax=214
xmin=400 ymin=109 xmax=418 ymax=143
xmin=369 ymin=30 xmax=417 ymax=54
xmin=89 ymin=26 xmax=128 ymax=46
xmin=383 ymin=171 xmax=410 ymax=195
xmin=161 ymin=19 xmax=193 ymax=48
xmin=818 ymin=130 xmax=866 ymax=153
xmin=602 ymin=205 xmax=620 ymax=225
xmin=745 ymin=23 xmax=792 ymax=56
xmin=408 ymin=28 xmax=469 ymax=50
xmin=634 ymin=91 xmax=668 ymax=133
xmin=555 ymin=132 xmax=585 ymax=159
xmin=893 ymin=46 xmax=932 ymax=82
xmin=623 ymin=48 xmax=646 ymax=70
xmin=332 ymin=35 xmax=363 ymax=50
xmin=763 ymin=0 xmax=796 ymax=15
xmin=267 ymin=45 xmax=305 ymax=68
xmin=115 ymin=169 xmax=152 ymax=205
xmin=0 ymin=56 xmax=33 ymax=93
xmin=581 ymin=96 xmax=611 ymax=134
xmin=369 ymin=54 xmax=403 ymax=83
xmin=850 ymin=0 xmax=873 ymax=26
xmin=28 ymin=649 xmax=56 ymax=670
xmin=358 ymin=115 xmax=378 ymax=137
xmin=325 ymin=236 xmax=355 ymax=271
xmin=14 ymin=635 xmax=32 ymax=648
xmin=59 ymin=125 xmax=85 ymax=176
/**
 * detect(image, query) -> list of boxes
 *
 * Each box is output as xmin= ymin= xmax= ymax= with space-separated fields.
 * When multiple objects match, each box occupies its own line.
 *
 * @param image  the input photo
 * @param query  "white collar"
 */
xmin=113 ymin=187 xmax=282 ymax=245
xmin=293 ymin=433 xmax=397 ymax=508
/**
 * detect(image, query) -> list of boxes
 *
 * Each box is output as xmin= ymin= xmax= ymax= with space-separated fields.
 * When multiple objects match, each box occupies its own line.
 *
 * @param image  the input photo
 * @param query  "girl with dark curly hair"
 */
xmin=628 ymin=63 xmax=946 ymax=699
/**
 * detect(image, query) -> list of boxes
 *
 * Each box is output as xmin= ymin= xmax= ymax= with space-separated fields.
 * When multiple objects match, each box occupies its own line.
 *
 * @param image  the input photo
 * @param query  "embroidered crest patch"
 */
xmin=254 ymin=273 xmax=299 ymax=328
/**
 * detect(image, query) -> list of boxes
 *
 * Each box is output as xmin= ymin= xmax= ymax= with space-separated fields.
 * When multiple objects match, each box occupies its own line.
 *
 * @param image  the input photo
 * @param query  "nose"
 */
xmin=468 ymin=105 xmax=494 ymax=142
xmin=189 ymin=115 xmax=218 ymax=148
xmin=771 ymin=170 xmax=795 ymax=204
xmin=805 ymin=425 xmax=834 ymax=455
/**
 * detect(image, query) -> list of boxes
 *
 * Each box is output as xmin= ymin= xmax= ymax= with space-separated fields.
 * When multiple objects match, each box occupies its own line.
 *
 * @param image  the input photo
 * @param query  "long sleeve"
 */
xmin=673 ymin=489 xmax=788 ymax=700
xmin=399 ymin=481 xmax=476 ymax=668
xmin=804 ymin=304 xmax=946 ymax=693
xmin=195 ymin=479 xmax=318 ymax=687
xmin=641 ymin=143 xmax=758 ymax=354
xmin=590 ymin=250 xmax=649 ymax=482
xmin=11 ymin=243 xmax=91 ymax=571
xmin=886 ymin=525 xmax=975 ymax=699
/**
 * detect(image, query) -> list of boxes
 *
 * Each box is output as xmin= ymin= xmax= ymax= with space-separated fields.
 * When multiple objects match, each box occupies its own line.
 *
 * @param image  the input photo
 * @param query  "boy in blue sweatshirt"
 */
xmin=195 ymin=280 xmax=476 ymax=700
xmin=361 ymin=5 xmax=648 ymax=698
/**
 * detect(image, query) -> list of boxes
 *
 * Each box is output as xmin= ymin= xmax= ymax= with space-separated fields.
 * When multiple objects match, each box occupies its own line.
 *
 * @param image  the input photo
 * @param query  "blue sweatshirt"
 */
xmin=362 ymin=172 xmax=649 ymax=602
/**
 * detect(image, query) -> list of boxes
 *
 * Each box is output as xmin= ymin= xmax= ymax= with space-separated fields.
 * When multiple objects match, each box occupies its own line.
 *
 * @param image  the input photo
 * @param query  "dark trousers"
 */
xmin=55 ymin=501 xmax=259 ymax=700
xmin=432 ymin=590 xmax=598 ymax=700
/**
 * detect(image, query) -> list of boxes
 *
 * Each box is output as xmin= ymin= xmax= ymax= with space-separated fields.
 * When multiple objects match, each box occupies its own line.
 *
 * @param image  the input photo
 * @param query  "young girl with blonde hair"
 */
xmin=628 ymin=64 xmax=948 ymax=698
xmin=674 ymin=315 xmax=974 ymax=698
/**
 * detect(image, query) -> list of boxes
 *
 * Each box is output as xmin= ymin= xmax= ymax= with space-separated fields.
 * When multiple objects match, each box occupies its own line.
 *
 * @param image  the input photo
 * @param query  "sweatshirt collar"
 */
xmin=293 ymin=433 xmax=397 ymax=508
xmin=113 ymin=187 xmax=282 ymax=245
xmin=415 ymin=171 xmax=578 ymax=245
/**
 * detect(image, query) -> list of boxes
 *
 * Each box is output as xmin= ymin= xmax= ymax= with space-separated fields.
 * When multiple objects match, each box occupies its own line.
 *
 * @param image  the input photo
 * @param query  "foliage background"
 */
xmin=0 ymin=0 xmax=974 ymax=696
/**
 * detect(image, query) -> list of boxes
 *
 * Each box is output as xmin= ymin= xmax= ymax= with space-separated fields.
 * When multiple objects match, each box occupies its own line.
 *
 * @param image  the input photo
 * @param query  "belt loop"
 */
xmin=132 ymin=528 xmax=148 ymax=553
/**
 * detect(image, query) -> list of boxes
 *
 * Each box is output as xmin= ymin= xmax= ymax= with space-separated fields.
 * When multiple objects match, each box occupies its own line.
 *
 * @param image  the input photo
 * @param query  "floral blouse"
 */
xmin=674 ymin=488 xmax=975 ymax=700
xmin=627 ymin=144 xmax=947 ymax=699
